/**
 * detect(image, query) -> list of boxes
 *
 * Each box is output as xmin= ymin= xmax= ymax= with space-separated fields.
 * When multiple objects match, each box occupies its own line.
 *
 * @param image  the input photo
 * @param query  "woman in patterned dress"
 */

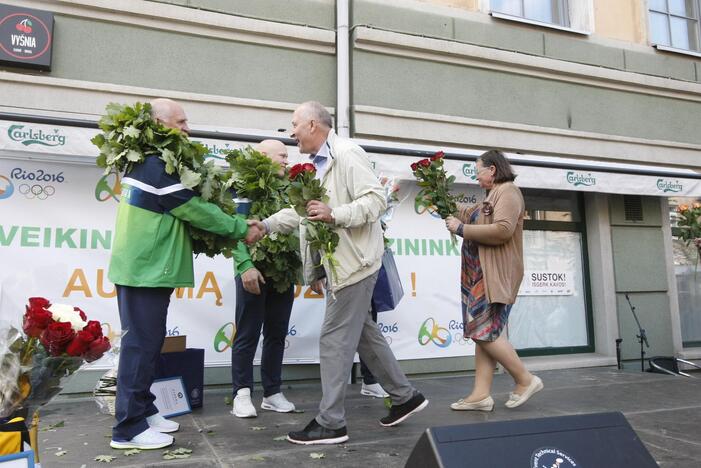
xmin=444 ymin=150 xmax=543 ymax=411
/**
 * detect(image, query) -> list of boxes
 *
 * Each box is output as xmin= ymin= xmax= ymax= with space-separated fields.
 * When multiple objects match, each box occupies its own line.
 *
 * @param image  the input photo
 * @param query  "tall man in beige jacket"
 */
xmin=253 ymin=101 xmax=427 ymax=445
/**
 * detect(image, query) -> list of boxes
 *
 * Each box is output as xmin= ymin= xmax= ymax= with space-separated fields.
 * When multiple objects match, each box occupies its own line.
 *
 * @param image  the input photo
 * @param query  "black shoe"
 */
xmin=287 ymin=418 xmax=349 ymax=445
xmin=380 ymin=391 xmax=428 ymax=427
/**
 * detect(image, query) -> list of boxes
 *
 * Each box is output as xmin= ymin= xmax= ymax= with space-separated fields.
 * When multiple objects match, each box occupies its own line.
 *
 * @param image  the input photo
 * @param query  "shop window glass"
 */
xmin=510 ymin=230 xmax=589 ymax=349
xmin=669 ymin=197 xmax=701 ymax=346
xmin=523 ymin=188 xmax=581 ymax=223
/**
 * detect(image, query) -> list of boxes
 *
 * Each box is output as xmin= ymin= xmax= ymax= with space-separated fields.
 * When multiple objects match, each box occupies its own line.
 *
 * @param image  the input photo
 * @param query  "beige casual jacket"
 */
xmin=458 ymin=181 xmax=525 ymax=304
xmin=264 ymin=130 xmax=386 ymax=291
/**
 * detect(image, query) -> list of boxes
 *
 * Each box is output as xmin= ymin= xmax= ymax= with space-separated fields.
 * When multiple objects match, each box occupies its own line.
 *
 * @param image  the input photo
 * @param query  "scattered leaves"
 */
xmin=55 ymin=450 xmax=67 ymax=457
xmin=163 ymin=447 xmax=192 ymax=460
xmin=94 ymin=455 xmax=116 ymax=463
xmin=163 ymin=447 xmax=193 ymax=460
xmin=273 ymin=435 xmax=287 ymax=441
xmin=42 ymin=421 xmax=65 ymax=431
xmin=249 ymin=455 xmax=266 ymax=461
xmin=124 ymin=448 xmax=141 ymax=456
xmin=310 ymin=452 xmax=325 ymax=459
xmin=250 ymin=426 xmax=267 ymax=431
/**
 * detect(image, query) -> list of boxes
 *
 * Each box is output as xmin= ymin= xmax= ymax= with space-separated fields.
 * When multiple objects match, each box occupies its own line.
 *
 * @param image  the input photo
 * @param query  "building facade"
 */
xmin=1 ymin=0 xmax=700 ymax=390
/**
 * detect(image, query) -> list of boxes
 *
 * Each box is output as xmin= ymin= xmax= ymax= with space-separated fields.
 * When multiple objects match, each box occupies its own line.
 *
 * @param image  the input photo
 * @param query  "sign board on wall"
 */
xmin=0 ymin=4 xmax=54 ymax=70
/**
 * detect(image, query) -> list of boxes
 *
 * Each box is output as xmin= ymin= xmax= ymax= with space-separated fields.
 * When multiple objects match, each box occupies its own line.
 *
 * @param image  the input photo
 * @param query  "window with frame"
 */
xmin=491 ymin=0 xmax=570 ymax=27
xmin=649 ymin=0 xmax=700 ymax=52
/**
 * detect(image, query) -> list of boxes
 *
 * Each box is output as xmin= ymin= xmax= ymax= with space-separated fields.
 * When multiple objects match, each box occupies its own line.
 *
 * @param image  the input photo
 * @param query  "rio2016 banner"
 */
xmin=0 ymin=156 xmax=483 ymax=367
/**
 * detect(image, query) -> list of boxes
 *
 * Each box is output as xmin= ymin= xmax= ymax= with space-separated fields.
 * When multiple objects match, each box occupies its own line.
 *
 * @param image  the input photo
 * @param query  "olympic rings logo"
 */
xmin=418 ymin=318 xmax=452 ymax=348
xmin=18 ymin=183 xmax=55 ymax=200
xmin=453 ymin=333 xmax=470 ymax=346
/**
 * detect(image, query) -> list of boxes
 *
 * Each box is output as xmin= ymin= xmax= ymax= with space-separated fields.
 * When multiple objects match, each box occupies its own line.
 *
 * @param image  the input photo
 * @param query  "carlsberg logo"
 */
xmin=566 ymin=171 xmax=596 ymax=187
xmin=8 ymin=125 xmax=67 ymax=147
xmin=462 ymin=163 xmax=477 ymax=180
xmin=656 ymin=179 xmax=682 ymax=193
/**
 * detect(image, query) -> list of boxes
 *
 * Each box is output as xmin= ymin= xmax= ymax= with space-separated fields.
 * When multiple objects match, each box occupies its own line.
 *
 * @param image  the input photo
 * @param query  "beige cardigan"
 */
xmin=458 ymin=182 xmax=525 ymax=304
xmin=264 ymin=130 xmax=386 ymax=291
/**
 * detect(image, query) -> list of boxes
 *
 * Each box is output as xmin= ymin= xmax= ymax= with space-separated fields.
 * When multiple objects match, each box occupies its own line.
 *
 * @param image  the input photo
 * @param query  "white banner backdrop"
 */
xmin=0 ymin=157 xmax=484 ymax=366
xmin=0 ymin=119 xmax=600 ymax=367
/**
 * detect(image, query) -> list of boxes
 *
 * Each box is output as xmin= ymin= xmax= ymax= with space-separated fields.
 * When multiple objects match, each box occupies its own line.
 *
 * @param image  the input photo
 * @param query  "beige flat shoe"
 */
xmin=450 ymin=395 xmax=494 ymax=412
xmin=505 ymin=375 xmax=543 ymax=409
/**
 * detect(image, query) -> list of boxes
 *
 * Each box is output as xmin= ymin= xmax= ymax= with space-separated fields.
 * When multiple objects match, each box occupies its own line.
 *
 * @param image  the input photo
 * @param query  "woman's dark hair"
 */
xmin=477 ymin=150 xmax=517 ymax=183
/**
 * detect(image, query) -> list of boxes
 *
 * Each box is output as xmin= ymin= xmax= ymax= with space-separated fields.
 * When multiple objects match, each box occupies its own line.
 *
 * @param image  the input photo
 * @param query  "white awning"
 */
xmin=2 ymin=119 xmax=700 ymax=197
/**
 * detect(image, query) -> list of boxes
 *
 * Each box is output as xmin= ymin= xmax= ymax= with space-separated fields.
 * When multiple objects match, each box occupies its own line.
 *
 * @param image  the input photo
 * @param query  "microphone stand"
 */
xmin=625 ymin=293 xmax=649 ymax=372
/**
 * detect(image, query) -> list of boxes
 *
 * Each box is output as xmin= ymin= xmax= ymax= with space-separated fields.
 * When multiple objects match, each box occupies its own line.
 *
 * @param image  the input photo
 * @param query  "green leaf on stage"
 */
xmin=310 ymin=452 xmax=325 ymax=459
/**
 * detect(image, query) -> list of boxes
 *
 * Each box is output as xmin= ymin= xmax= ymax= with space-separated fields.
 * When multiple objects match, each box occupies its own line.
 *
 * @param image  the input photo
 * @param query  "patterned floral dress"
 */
xmin=461 ymin=208 xmax=512 ymax=341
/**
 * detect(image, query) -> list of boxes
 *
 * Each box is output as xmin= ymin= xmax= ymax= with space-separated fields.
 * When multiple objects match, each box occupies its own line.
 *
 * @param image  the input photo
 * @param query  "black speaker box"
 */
xmin=405 ymin=412 xmax=658 ymax=467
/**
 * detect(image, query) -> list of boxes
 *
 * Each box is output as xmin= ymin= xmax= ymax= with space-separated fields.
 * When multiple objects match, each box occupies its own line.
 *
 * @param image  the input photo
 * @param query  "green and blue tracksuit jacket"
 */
xmin=108 ymin=156 xmax=249 ymax=288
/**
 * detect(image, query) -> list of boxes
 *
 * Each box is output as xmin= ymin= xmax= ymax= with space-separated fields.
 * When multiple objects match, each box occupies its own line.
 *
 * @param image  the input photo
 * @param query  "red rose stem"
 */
xmin=411 ymin=272 xmax=416 ymax=297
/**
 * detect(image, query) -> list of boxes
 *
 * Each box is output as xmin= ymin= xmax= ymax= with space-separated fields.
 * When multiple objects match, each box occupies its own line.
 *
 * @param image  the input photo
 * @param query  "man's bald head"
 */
xmin=255 ymin=139 xmax=288 ymax=176
xmin=150 ymin=98 xmax=190 ymax=135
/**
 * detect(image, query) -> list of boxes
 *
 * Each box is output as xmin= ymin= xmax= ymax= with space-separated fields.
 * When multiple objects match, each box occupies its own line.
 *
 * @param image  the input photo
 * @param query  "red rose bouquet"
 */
xmin=411 ymin=151 xmax=458 ymax=243
xmin=1 ymin=297 xmax=111 ymax=420
xmin=287 ymin=163 xmax=340 ymax=282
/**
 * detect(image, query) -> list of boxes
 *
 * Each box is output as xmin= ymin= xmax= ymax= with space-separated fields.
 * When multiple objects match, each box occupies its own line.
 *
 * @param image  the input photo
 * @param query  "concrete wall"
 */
xmin=152 ymin=0 xmax=336 ymax=28
xmin=609 ymin=196 xmax=676 ymax=359
xmin=48 ymin=15 xmax=335 ymax=107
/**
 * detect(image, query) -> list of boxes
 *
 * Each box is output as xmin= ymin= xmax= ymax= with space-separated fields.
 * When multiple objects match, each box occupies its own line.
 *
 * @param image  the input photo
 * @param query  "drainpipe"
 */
xmin=336 ymin=0 xmax=350 ymax=138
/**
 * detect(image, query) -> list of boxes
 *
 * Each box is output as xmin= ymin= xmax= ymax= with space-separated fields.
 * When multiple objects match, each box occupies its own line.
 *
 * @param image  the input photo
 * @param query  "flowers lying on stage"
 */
xmin=675 ymin=202 xmax=701 ymax=254
xmin=91 ymin=102 xmax=239 ymax=257
xmin=287 ymin=163 xmax=340 ymax=281
xmin=1 ymin=297 xmax=111 ymax=420
xmin=226 ymin=146 xmax=302 ymax=292
xmin=410 ymin=151 xmax=458 ymax=243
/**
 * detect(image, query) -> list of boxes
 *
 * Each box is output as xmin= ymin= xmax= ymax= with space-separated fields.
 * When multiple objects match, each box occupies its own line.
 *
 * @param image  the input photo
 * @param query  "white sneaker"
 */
xmin=110 ymin=428 xmax=173 ymax=450
xmin=146 ymin=413 xmax=180 ymax=433
xmin=232 ymin=388 xmax=257 ymax=418
xmin=261 ymin=392 xmax=295 ymax=413
xmin=361 ymin=382 xmax=389 ymax=398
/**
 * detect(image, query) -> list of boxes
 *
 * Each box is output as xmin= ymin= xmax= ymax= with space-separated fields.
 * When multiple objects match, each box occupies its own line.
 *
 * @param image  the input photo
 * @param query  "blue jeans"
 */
xmin=231 ymin=278 xmax=294 ymax=397
xmin=113 ymin=285 xmax=172 ymax=440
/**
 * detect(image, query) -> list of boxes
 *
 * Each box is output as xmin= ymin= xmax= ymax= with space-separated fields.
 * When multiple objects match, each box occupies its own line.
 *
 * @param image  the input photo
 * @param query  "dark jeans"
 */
xmin=231 ymin=277 xmax=294 ymax=397
xmin=359 ymin=306 xmax=379 ymax=385
xmin=113 ymin=285 xmax=172 ymax=441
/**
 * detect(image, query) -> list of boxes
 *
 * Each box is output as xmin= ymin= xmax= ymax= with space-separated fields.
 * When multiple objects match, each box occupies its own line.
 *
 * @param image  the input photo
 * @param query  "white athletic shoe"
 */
xmin=361 ymin=382 xmax=389 ymax=398
xmin=232 ymin=388 xmax=257 ymax=418
xmin=261 ymin=392 xmax=296 ymax=413
xmin=146 ymin=413 xmax=180 ymax=433
xmin=110 ymin=428 xmax=174 ymax=450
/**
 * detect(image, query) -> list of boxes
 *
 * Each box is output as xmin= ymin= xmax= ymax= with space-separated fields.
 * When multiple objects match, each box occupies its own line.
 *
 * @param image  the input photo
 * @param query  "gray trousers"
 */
xmin=316 ymin=271 xmax=415 ymax=429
